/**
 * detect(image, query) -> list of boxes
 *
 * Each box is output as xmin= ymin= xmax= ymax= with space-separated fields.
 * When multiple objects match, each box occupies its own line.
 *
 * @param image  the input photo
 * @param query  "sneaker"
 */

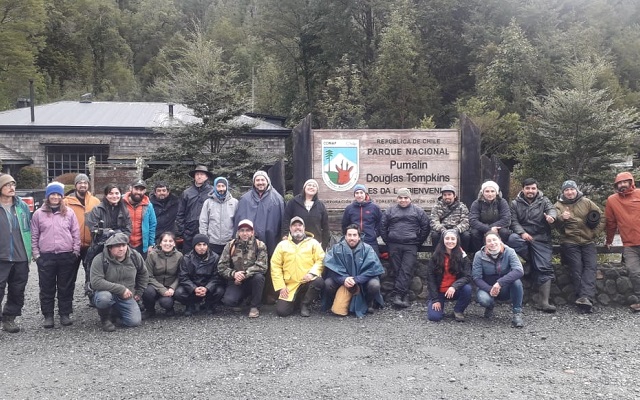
xmin=248 ymin=307 xmax=260 ymax=318
xmin=60 ymin=314 xmax=73 ymax=326
xmin=483 ymin=307 xmax=494 ymax=319
xmin=511 ymin=312 xmax=524 ymax=328
xmin=453 ymin=312 xmax=465 ymax=322
xmin=43 ymin=314 xmax=55 ymax=329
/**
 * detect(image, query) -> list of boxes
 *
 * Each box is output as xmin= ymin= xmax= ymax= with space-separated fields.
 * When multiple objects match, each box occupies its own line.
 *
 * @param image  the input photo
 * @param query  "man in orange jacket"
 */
xmin=605 ymin=171 xmax=640 ymax=311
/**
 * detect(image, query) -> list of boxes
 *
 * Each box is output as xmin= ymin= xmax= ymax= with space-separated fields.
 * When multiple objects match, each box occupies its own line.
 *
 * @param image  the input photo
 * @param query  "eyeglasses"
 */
xmin=3 ymin=182 xmax=16 ymax=188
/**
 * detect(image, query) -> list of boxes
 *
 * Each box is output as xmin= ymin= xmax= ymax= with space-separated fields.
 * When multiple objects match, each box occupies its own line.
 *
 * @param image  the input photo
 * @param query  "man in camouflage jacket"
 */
xmin=429 ymin=184 xmax=471 ymax=250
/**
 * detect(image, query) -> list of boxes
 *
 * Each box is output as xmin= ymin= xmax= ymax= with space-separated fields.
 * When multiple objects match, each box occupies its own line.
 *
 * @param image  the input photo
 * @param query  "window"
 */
xmin=46 ymin=145 xmax=109 ymax=181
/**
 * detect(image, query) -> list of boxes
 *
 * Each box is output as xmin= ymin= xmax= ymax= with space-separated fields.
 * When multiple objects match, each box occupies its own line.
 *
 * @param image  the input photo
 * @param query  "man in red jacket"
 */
xmin=605 ymin=171 xmax=640 ymax=311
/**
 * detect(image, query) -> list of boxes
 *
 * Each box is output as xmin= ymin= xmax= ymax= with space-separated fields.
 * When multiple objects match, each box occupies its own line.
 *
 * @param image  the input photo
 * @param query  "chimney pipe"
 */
xmin=29 ymin=79 xmax=35 ymax=123
xmin=168 ymin=103 xmax=174 ymax=118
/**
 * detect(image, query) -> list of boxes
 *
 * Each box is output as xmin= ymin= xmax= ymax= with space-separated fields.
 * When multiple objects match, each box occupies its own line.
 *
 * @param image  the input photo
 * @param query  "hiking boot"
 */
xmin=511 ymin=312 xmax=524 ymax=328
xmin=204 ymin=306 xmax=216 ymax=315
xmin=392 ymin=295 xmax=408 ymax=308
xmin=453 ymin=312 xmax=465 ymax=322
xmin=248 ymin=307 xmax=260 ymax=318
xmin=97 ymin=308 xmax=115 ymax=332
xmin=184 ymin=305 xmax=196 ymax=317
xmin=483 ymin=306 xmax=494 ymax=319
xmin=164 ymin=308 xmax=175 ymax=317
xmin=43 ymin=314 xmax=55 ymax=329
xmin=141 ymin=309 xmax=156 ymax=320
xmin=2 ymin=316 xmax=19 ymax=333
xmin=60 ymin=314 xmax=73 ymax=326
xmin=536 ymin=281 xmax=556 ymax=313
xmin=300 ymin=304 xmax=311 ymax=317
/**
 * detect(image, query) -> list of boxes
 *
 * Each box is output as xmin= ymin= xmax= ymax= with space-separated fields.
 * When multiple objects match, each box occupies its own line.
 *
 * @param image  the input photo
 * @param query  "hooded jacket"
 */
xmin=199 ymin=190 xmax=238 ymax=246
xmin=510 ymin=190 xmax=557 ymax=242
xmin=554 ymin=191 xmax=605 ymax=245
xmin=341 ymin=196 xmax=382 ymax=249
xmin=122 ymin=193 xmax=157 ymax=252
xmin=270 ymin=233 xmax=325 ymax=301
xmin=605 ymin=172 xmax=640 ymax=246
xmin=469 ymin=191 xmax=512 ymax=234
xmin=149 ymin=192 xmax=179 ymax=240
xmin=85 ymin=198 xmax=132 ymax=243
xmin=0 ymin=195 xmax=32 ymax=262
xmin=65 ymin=191 xmax=101 ymax=248
xmin=90 ymin=246 xmax=148 ymax=298
xmin=30 ymin=203 xmax=81 ymax=259
xmin=472 ymin=244 xmax=524 ymax=292
xmin=179 ymin=248 xmax=223 ymax=293
xmin=176 ymin=181 xmax=213 ymax=241
xmin=429 ymin=195 xmax=470 ymax=234
xmin=282 ymin=193 xmax=330 ymax=249
xmin=234 ymin=174 xmax=284 ymax=255
xmin=146 ymin=247 xmax=182 ymax=294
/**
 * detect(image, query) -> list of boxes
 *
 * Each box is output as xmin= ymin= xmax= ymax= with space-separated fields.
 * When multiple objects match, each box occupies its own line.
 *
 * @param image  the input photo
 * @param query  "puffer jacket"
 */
xmin=381 ymin=204 xmax=430 ymax=245
xmin=122 ymin=193 xmax=157 ymax=252
xmin=554 ymin=193 xmax=605 ymax=245
xmin=429 ymin=196 xmax=470 ymax=234
xmin=469 ymin=195 xmax=511 ymax=234
xmin=341 ymin=198 xmax=382 ymax=248
xmin=90 ymin=246 xmax=148 ymax=298
xmin=178 ymin=248 xmax=223 ymax=293
xmin=199 ymin=191 xmax=238 ymax=246
xmin=217 ymin=234 xmax=268 ymax=280
xmin=30 ymin=204 xmax=81 ymax=259
xmin=472 ymin=244 xmax=524 ymax=292
xmin=146 ymin=247 xmax=182 ymax=295
xmin=65 ymin=191 xmax=101 ymax=248
xmin=510 ymin=190 xmax=557 ymax=242
xmin=270 ymin=233 xmax=325 ymax=301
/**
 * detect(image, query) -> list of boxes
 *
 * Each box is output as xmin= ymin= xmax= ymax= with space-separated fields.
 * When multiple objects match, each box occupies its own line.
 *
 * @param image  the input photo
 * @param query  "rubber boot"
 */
xmin=537 ymin=280 xmax=556 ymax=313
xmin=2 ymin=316 xmax=20 ymax=333
xmin=300 ymin=286 xmax=320 ymax=317
xmin=97 ymin=307 xmax=116 ymax=332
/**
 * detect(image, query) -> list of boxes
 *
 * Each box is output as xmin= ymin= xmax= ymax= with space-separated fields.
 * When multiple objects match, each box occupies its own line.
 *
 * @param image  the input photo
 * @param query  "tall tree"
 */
xmin=316 ymin=56 xmax=366 ymax=129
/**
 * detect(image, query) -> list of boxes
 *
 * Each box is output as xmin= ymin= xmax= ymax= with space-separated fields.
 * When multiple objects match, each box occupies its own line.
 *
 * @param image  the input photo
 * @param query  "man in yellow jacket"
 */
xmin=271 ymin=216 xmax=325 ymax=317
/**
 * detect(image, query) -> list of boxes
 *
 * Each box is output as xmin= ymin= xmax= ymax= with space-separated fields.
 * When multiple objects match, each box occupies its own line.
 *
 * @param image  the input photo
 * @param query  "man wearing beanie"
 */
xmin=341 ymin=184 xmax=382 ymax=253
xmin=381 ymin=188 xmax=430 ymax=308
xmin=199 ymin=176 xmax=238 ymax=255
xmin=281 ymin=179 xmax=330 ymax=249
xmin=507 ymin=178 xmax=558 ymax=313
xmin=174 ymin=233 xmax=225 ymax=316
xmin=149 ymin=181 xmax=179 ymax=243
xmin=31 ymin=182 xmax=81 ymax=328
xmin=605 ymin=172 xmax=640 ymax=311
xmin=430 ymin=184 xmax=471 ymax=250
xmin=469 ymin=180 xmax=512 ymax=252
xmin=554 ymin=180 xmax=604 ymax=313
xmin=234 ymin=170 xmax=284 ymax=302
xmin=0 ymin=174 xmax=32 ymax=333
xmin=176 ymin=165 xmax=213 ymax=251
xmin=65 ymin=173 xmax=101 ymax=299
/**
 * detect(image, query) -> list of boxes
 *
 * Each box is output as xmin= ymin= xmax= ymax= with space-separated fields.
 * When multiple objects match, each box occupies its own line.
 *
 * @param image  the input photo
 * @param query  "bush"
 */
xmin=16 ymin=166 xmax=45 ymax=189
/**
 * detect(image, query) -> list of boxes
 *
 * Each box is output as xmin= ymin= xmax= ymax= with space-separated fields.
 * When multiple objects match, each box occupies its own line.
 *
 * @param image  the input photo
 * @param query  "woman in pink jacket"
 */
xmin=31 ymin=182 xmax=80 ymax=328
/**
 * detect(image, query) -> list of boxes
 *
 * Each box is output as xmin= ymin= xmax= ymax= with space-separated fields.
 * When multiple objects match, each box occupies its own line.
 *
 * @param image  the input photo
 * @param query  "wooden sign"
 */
xmin=312 ymin=129 xmax=460 ymax=210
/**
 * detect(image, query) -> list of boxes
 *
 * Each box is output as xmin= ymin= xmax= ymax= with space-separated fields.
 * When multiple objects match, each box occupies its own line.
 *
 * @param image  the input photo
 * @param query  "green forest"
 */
xmin=2 ymin=0 xmax=639 ymax=194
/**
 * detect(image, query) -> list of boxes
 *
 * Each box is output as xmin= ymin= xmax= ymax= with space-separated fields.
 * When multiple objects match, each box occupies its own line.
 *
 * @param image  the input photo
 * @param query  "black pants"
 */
xmin=37 ymin=252 xmax=77 ymax=316
xmin=561 ymin=243 xmax=597 ymax=300
xmin=275 ymin=277 xmax=324 ymax=317
xmin=72 ymin=246 xmax=90 ymax=286
xmin=174 ymin=284 xmax=225 ymax=308
xmin=388 ymin=243 xmax=418 ymax=296
xmin=142 ymin=284 xmax=176 ymax=311
xmin=324 ymin=276 xmax=381 ymax=302
xmin=221 ymin=273 xmax=265 ymax=308
xmin=0 ymin=260 xmax=29 ymax=317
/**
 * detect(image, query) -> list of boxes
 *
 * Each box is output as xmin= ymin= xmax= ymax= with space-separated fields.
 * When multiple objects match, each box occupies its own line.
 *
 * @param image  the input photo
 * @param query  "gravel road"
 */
xmin=1 ymin=266 xmax=639 ymax=400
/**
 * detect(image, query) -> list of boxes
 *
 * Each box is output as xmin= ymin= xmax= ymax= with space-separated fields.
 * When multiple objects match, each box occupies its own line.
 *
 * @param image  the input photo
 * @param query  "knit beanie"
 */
xmin=213 ymin=177 xmax=229 ymax=201
xmin=561 ymin=180 xmax=578 ymax=191
xmin=303 ymin=179 xmax=319 ymax=191
xmin=253 ymin=170 xmax=269 ymax=183
xmin=192 ymin=234 xmax=209 ymax=249
xmin=353 ymin=184 xmax=367 ymax=194
xmin=0 ymin=174 xmax=15 ymax=189
xmin=481 ymin=180 xmax=500 ymax=193
xmin=397 ymin=188 xmax=411 ymax=198
xmin=45 ymin=182 xmax=65 ymax=198
xmin=74 ymin=173 xmax=90 ymax=185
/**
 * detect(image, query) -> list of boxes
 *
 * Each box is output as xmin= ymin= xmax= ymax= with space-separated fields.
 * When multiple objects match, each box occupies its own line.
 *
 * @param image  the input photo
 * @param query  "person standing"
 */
xmin=380 ymin=188 xmax=430 ymax=308
xmin=65 ymin=173 xmax=101 ymax=299
xmin=31 ymin=182 xmax=81 ymax=328
xmin=554 ymin=180 xmax=604 ymax=313
xmin=282 ymin=179 xmax=330 ymax=249
xmin=122 ymin=179 xmax=157 ymax=258
xmin=341 ymin=184 xmax=382 ymax=254
xmin=218 ymin=220 xmax=268 ymax=318
xmin=605 ymin=172 xmax=640 ymax=311
xmin=0 ymin=174 xmax=32 ymax=333
xmin=176 ymin=165 xmax=214 ymax=251
xmin=149 ymin=181 xmax=179 ymax=243
xmin=199 ymin=176 xmax=238 ymax=255
xmin=507 ymin=178 xmax=557 ymax=313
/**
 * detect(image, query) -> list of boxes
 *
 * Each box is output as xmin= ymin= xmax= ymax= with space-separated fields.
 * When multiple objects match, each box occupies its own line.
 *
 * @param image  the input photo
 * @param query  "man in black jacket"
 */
xmin=150 ymin=181 xmax=179 ymax=242
xmin=176 ymin=165 xmax=213 ymax=251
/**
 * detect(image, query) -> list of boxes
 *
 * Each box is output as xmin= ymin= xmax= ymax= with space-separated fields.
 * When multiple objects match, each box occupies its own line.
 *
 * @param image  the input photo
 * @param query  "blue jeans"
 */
xmin=94 ymin=291 xmax=142 ymax=327
xmin=426 ymin=284 xmax=472 ymax=321
xmin=476 ymin=280 xmax=523 ymax=314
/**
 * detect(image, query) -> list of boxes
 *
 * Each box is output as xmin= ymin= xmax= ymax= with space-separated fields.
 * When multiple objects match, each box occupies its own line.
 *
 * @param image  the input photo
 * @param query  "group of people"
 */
xmin=0 ymin=168 xmax=638 ymax=333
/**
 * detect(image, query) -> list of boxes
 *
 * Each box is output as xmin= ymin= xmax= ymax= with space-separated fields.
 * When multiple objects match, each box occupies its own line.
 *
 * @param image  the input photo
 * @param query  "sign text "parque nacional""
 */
xmin=312 ymin=129 xmax=460 ymax=210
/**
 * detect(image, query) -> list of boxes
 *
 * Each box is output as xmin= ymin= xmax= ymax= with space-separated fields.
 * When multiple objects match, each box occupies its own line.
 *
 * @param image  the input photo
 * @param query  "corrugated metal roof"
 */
xmin=0 ymin=144 xmax=31 ymax=162
xmin=0 ymin=101 xmax=288 ymax=132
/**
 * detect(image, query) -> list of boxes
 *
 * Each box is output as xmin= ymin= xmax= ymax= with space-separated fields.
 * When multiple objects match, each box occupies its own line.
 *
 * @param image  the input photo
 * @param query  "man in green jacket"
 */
xmin=0 ymin=174 xmax=32 ymax=333
xmin=554 ymin=180 xmax=605 ymax=313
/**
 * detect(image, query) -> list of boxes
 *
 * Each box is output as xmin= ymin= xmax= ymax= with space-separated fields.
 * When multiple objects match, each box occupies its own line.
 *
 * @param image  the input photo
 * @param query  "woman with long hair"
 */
xmin=141 ymin=231 xmax=183 ymax=318
xmin=426 ymin=229 xmax=472 ymax=322
xmin=282 ymin=179 xmax=330 ymax=249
